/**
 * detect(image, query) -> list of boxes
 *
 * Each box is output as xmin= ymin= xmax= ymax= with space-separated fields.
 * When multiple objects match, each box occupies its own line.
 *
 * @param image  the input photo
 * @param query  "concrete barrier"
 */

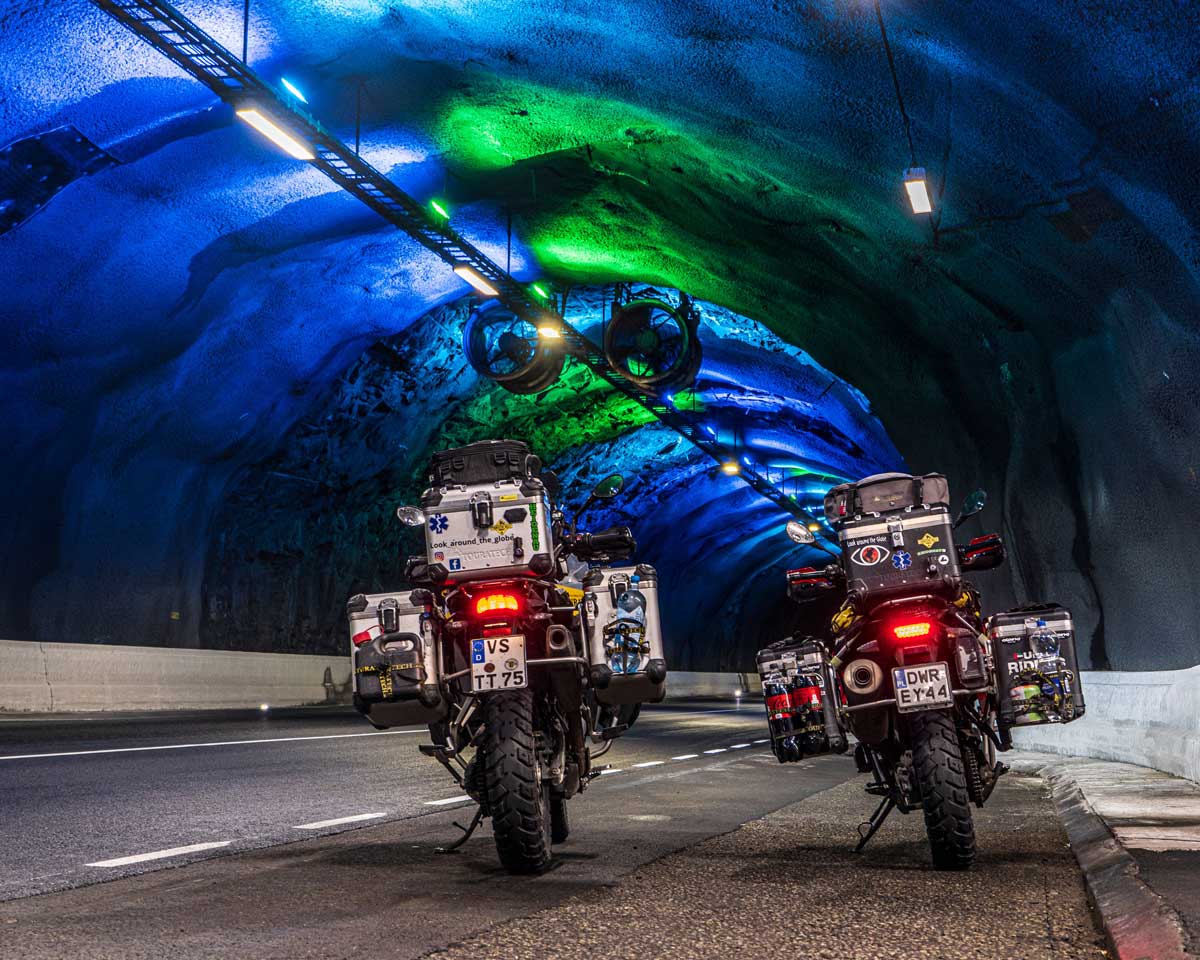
xmin=665 ymin=671 xmax=757 ymax=701
xmin=1013 ymin=667 xmax=1200 ymax=784
xmin=0 ymin=639 xmax=352 ymax=712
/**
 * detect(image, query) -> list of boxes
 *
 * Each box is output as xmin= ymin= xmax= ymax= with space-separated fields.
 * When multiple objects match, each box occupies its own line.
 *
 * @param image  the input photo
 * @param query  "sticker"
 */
xmin=499 ymin=494 xmax=519 ymax=501
xmin=434 ymin=551 xmax=445 ymax=562
xmin=937 ymin=554 xmax=950 ymax=565
xmin=892 ymin=551 xmax=912 ymax=570
xmin=504 ymin=658 xmax=519 ymax=671
xmin=429 ymin=514 xmax=449 ymax=534
xmin=529 ymin=502 xmax=540 ymax=551
xmin=471 ymin=639 xmax=485 ymax=664
xmin=492 ymin=519 xmax=513 ymax=535
xmin=448 ymin=558 xmax=462 ymax=571
xmin=850 ymin=544 xmax=891 ymax=566
xmin=917 ymin=533 xmax=940 ymax=549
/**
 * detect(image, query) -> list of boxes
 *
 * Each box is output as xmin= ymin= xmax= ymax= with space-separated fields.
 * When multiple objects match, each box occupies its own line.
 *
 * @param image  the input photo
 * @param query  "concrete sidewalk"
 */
xmin=1018 ymin=754 xmax=1200 ymax=960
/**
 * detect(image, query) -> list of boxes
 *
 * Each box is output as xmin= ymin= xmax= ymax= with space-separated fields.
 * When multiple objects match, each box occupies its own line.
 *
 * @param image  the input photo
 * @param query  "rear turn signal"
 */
xmin=892 ymin=621 xmax=933 ymax=640
xmin=475 ymin=593 xmax=520 ymax=615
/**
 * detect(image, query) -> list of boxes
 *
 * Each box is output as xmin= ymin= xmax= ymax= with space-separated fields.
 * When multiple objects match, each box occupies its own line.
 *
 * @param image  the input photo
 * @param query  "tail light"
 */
xmin=891 ymin=620 xmax=933 ymax=640
xmin=474 ymin=592 xmax=520 ymax=616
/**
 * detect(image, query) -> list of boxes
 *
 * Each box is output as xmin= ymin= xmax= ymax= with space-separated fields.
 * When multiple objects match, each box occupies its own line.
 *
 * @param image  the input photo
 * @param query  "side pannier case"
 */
xmin=582 ymin=564 xmax=667 ymax=705
xmin=824 ymin=472 xmax=961 ymax=605
xmin=420 ymin=440 xmax=555 ymax=583
xmin=755 ymin=636 xmax=845 ymax=763
xmin=988 ymin=603 xmax=1086 ymax=728
xmin=347 ymin=590 xmax=447 ymax=729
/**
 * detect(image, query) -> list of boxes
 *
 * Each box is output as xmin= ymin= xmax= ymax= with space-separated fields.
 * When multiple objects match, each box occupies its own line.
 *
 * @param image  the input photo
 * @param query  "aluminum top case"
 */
xmin=421 ymin=477 xmax=555 ymax=583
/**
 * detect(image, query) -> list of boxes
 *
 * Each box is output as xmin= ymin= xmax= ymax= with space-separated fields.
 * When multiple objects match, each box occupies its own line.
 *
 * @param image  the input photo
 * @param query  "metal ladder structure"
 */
xmin=89 ymin=0 xmax=836 ymax=545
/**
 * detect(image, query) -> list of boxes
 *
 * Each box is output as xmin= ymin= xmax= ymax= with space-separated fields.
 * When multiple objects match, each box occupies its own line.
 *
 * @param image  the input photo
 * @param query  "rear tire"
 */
xmin=550 ymin=793 xmax=570 ymax=843
xmin=483 ymin=690 xmax=552 ymax=874
xmin=911 ymin=710 xmax=976 ymax=870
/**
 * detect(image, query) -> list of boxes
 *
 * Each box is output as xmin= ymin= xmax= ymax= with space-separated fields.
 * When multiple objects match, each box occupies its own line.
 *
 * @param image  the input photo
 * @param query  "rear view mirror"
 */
xmin=954 ymin=489 xmax=987 ymax=528
xmin=786 ymin=520 xmax=816 ymax=544
xmin=396 ymin=505 xmax=425 ymax=527
xmin=592 ymin=474 xmax=625 ymax=500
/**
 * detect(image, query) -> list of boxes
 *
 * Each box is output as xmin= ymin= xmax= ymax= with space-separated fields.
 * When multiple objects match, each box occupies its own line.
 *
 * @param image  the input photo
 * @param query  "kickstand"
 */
xmin=435 ymin=806 xmax=485 ymax=855
xmin=855 ymin=796 xmax=896 ymax=852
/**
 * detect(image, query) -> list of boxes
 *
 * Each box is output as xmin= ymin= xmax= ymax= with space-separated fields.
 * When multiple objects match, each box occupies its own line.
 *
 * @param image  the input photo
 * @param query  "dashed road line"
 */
xmin=632 ymin=760 xmax=665 ymax=768
xmin=671 ymin=753 xmax=699 ymax=760
xmin=86 ymin=841 xmax=232 ymax=868
xmin=599 ymin=768 xmax=623 ymax=775
xmin=293 ymin=813 xmax=386 ymax=829
xmin=704 ymin=748 xmax=727 ymax=754
xmin=424 ymin=795 xmax=471 ymax=806
xmin=730 ymin=743 xmax=751 ymax=749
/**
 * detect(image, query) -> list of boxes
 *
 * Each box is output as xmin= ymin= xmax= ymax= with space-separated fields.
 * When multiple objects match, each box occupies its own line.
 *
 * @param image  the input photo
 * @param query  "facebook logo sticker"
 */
xmin=449 ymin=558 xmax=462 ymax=571
xmin=471 ymin=640 xmax=485 ymax=664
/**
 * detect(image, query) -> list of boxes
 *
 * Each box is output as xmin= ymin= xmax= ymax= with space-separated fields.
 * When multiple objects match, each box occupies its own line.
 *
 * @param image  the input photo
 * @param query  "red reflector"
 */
xmin=892 ymin=621 xmax=933 ymax=640
xmin=352 ymin=629 xmax=375 ymax=646
xmin=475 ymin=593 xmax=520 ymax=615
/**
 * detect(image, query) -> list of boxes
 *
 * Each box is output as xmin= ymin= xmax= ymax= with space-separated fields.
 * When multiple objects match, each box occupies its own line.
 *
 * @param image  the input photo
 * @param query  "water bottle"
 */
xmin=606 ymin=577 xmax=648 ymax=675
xmin=1029 ymin=618 xmax=1064 ymax=716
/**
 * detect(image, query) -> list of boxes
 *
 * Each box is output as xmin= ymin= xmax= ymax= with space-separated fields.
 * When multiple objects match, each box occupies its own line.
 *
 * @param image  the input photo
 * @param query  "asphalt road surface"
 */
xmin=0 ymin=703 xmax=1104 ymax=959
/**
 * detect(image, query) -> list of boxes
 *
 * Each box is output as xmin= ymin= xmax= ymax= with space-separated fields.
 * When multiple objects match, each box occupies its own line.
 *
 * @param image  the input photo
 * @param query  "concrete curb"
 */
xmin=1041 ymin=761 xmax=1190 ymax=960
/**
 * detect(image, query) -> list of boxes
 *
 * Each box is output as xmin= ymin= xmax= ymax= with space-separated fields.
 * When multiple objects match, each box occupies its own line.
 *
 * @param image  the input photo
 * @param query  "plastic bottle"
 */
xmin=607 ymin=576 xmax=648 ymax=675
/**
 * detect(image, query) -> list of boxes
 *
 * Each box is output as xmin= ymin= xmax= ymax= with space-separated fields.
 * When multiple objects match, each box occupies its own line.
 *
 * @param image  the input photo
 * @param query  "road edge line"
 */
xmin=1041 ymin=762 xmax=1190 ymax=960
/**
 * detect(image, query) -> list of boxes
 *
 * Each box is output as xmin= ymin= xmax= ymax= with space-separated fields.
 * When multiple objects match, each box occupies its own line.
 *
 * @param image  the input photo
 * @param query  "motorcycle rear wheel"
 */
xmin=911 ymin=710 xmax=976 ymax=870
xmin=483 ymin=690 xmax=552 ymax=874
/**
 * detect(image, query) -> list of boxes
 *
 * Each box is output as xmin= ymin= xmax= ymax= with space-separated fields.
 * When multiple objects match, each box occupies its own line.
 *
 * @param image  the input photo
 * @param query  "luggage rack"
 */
xmin=88 ymin=0 xmax=838 ymax=552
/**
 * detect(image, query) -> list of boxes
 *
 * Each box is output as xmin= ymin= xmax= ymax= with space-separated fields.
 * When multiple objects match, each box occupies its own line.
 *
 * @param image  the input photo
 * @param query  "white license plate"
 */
xmin=892 ymin=662 xmax=952 ymax=713
xmin=470 ymin=634 xmax=527 ymax=692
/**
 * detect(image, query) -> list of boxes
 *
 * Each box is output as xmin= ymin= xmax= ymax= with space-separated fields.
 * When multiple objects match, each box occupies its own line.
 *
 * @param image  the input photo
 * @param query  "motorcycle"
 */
xmin=779 ymin=472 xmax=1011 ymax=870
xmin=348 ymin=440 xmax=665 ymax=874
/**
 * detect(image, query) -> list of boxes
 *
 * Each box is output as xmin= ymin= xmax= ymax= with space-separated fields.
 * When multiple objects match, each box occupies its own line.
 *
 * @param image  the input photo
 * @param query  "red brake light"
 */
xmin=474 ymin=593 xmax=520 ymax=616
xmin=892 ymin=621 xmax=933 ymax=640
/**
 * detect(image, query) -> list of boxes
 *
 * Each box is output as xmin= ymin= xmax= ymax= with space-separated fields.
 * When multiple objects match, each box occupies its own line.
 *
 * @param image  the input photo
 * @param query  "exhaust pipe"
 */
xmin=843 ymin=658 xmax=884 ymax=696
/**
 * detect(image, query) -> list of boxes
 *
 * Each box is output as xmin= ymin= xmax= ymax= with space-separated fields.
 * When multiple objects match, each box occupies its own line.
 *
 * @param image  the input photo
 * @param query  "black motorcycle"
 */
xmin=782 ymin=472 xmax=1009 ymax=869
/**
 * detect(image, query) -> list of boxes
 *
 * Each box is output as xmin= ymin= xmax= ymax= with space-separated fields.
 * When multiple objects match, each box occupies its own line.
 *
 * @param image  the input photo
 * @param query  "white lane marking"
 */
xmin=424 ymin=795 xmax=471 ymax=806
xmin=703 ymin=748 xmax=727 ymax=754
xmin=86 ymin=841 xmax=232 ymax=868
xmin=730 ymin=743 xmax=751 ymax=749
xmin=671 ymin=754 xmax=699 ymax=761
xmin=0 ymin=729 xmax=422 ymax=762
xmin=632 ymin=760 xmax=665 ymax=768
xmin=752 ymin=738 xmax=769 ymax=744
xmin=599 ymin=768 xmax=623 ymax=775
xmin=294 ymin=813 xmax=387 ymax=830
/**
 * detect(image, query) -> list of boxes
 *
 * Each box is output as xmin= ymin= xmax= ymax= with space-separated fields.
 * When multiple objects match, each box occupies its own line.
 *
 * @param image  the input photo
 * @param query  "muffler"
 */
xmin=843 ymin=658 xmax=884 ymax=696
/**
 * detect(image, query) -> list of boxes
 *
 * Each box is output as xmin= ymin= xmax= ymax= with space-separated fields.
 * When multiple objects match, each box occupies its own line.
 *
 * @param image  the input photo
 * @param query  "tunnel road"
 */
xmin=0 ymin=703 xmax=1104 ymax=958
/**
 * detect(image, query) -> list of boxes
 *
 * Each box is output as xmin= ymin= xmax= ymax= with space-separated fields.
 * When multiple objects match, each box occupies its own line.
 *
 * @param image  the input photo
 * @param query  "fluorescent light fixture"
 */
xmin=280 ymin=77 xmax=308 ymax=103
xmin=663 ymin=392 xmax=674 ymax=406
xmin=536 ymin=325 xmax=561 ymax=339
xmin=431 ymin=199 xmax=449 ymax=219
xmin=903 ymin=167 xmax=932 ymax=215
xmin=531 ymin=283 xmax=549 ymax=299
xmin=236 ymin=109 xmax=314 ymax=160
xmin=705 ymin=426 xmax=717 ymax=438
xmin=453 ymin=265 xmax=499 ymax=297
xmin=743 ymin=456 xmax=752 ymax=466
xmin=720 ymin=460 xmax=740 ymax=476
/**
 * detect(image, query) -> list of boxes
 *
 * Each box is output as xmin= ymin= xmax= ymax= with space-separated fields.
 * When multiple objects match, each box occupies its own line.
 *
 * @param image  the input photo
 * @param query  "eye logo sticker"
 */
xmin=892 ymin=551 xmax=912 ymax=570
xmin=851 ymin=544 xmax=891 ymax=566
xmin=429 ymin=514 xmax=449 ymax=534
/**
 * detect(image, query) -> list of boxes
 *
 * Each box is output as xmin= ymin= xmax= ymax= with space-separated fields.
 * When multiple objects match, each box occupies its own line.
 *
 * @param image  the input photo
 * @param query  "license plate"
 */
xmin=470 ymin=634 xmax=527 ymax=692
xmin=892 ymin=662 xmax=952 ymax=713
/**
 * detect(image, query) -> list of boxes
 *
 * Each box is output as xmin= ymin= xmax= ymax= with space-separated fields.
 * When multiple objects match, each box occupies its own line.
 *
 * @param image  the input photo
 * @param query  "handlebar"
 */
xmin=563 ymin=526 xmax=638 ymax=560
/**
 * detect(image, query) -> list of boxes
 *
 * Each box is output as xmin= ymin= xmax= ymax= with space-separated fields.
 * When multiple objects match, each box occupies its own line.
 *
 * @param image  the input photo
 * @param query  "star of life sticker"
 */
xmin=892 ymin=551 xmax=912 ymax=570
xmin=429 ymin=514 xmax=449 ymax=534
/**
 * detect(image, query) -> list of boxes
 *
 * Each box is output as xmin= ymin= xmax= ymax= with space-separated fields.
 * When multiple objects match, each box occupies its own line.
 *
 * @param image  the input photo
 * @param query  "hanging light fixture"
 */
xmin=280 ymin=77 xmax=308 ymax=103
xmin=235 ymin=109 xmax=314 ymax=160
xmin=453 ymin=265 xmax=500 ymax=297
xmin=903 ymin=167 xmax=932 ymax=215
xmin=720 ymin=461 xmax=741 ymax=476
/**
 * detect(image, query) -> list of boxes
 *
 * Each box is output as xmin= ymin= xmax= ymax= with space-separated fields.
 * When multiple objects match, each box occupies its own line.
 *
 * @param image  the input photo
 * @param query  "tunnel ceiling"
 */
xmin=1 ymin=0 xmax=1199 ymax=670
